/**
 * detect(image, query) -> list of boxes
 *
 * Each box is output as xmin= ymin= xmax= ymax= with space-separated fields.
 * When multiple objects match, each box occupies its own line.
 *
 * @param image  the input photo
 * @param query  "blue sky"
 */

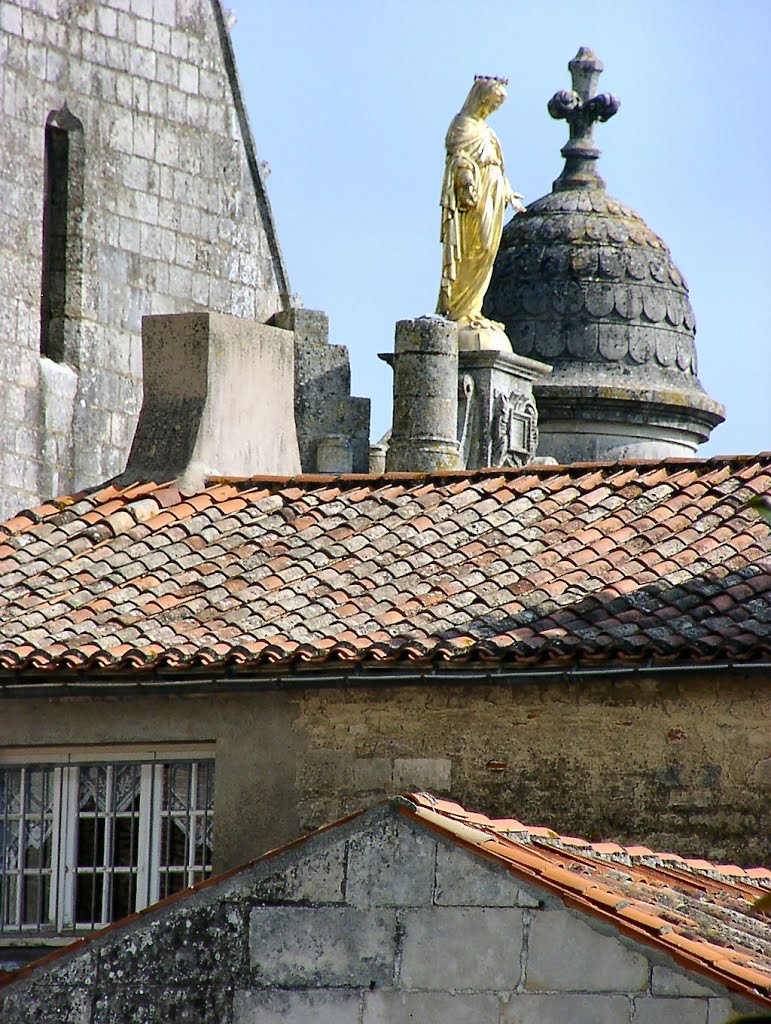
xmin=231 ymin=1 xmax=770 ymax=456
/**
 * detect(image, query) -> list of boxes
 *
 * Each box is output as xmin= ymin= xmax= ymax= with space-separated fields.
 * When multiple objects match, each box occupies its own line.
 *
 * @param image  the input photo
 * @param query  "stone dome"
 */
xmin=488 ymin=189 xmax=702 ymax=379
xmin=484 ymin=48 xmax=724 ymax=463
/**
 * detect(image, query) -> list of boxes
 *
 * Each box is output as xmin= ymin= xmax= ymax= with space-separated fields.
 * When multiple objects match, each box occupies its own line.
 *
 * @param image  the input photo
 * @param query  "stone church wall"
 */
xmin=0 ymin=0 xmax=288 ymax=520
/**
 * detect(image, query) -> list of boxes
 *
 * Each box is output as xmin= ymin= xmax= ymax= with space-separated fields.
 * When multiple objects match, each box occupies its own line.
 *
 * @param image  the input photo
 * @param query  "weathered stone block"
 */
xmin=270 ymin=307 xmax=329 ymax=345
xmin=502 ymin=993 xmax=631 ymax=1023
xmin=651 ymin=966 xmax=715 ymax=997
xmin=234 ymin=989 xmax=360 ymax=1024
xmin=295 ymin=748 xmax=351 ymax=795
xmin=363 ymin=990 xmax=501 ymax=1023
xmin=346 ymin=818 xmax=436 ymax=907
xmin=249 ymin=906 xmax=397 ymax=987
xmin=434 ymin=842 xmax=539 ymax=907
xmin=0 ymin=985 xmax=91 ymax=1024
xmin=708 ymin=998 xmax=742 ymax=1024
xmin=632 ymin=996 xmax=709 ymax=1023
xmin=289 ymin=323 xmax=370 ymax=473
xmin=526 ymin=908 xmax=648 ymax=992
xmin=250 ymin=844 xmax=346 ymax=904
xmin=123 ymin=312 xmax=301 ymax=486
xmin=99 ymin=902 xmax=246 ymax=988
xmin=94 ymin=984 xmax=233 ymax=1023
xmin=400 ymin=907 xmax=523 ymax=989
xmin=0 ymin=4 xmax=22 ymax=33
xmin=352 ymin=757 xmax=393 ymax=791
xmin=392 ymin=756 xmax=451 ymax=792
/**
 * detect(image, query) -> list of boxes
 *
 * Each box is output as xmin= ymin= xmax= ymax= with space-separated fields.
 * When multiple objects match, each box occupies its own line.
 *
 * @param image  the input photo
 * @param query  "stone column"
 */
xmin=386 ymin=317 xmax=461 ymax=473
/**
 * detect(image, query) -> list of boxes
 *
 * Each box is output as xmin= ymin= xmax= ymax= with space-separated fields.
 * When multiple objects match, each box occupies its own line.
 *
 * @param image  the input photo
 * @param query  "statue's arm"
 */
xmin=453 ymin=157 xmax=478 ymax=210
xmin=505 ymin=180 xmax=526 ymax=213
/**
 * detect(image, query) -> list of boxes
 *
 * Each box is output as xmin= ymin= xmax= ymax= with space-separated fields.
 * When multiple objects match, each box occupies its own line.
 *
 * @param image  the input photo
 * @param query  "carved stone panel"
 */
xmin=457 ymin=350 xmax=551 ymax=470
xmin=491 ymin=389 xmax=539 ymax=467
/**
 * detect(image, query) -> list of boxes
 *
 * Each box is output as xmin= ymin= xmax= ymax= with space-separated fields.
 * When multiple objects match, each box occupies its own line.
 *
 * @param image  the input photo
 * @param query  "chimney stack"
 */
xmin=122 ymin=312 xmax=301 ymax=489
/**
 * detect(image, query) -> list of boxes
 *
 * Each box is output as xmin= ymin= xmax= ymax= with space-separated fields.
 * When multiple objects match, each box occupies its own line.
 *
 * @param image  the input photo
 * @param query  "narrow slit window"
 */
xmin=39 ymin=107 xmax=84 ymax=363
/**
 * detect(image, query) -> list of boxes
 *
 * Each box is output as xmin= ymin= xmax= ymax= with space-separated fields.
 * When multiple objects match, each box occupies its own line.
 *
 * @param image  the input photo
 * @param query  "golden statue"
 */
xmin=436 ymin=75 xmax=525 ymax=351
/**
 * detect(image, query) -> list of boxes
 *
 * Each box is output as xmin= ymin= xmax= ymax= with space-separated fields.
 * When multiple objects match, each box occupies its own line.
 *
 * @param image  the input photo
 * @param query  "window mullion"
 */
xmin=137 ymin=764 xmax=160 ymax=911
xmin=49 ymin=767 xmax=66 ymax=930
xmin=15 ymin=769 xmax=27 ymax=927
xmin=187 ymin=762 xmax=197 ymax=887
xmin=58 ymin=767 xmax=79 ymax=929
xmin=35 ymin=769 xmax=46 ymax=930
xmin=101 ymin=766 xmax=115 ymax=926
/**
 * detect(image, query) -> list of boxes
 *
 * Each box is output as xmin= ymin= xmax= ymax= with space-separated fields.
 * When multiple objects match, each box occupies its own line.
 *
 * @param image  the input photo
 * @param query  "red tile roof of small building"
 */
xmin=0 ymin=454 xmax=769 ymax=677
xmin=400 ymin=793 xmax=771 ymax=1004
xmin=2 ymin=793 xmax=769 ymax=1005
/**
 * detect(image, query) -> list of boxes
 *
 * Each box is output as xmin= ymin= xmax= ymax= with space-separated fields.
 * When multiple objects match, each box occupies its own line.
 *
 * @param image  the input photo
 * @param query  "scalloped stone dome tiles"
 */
xmin=486 ymin=190 xmax=699 ymax=376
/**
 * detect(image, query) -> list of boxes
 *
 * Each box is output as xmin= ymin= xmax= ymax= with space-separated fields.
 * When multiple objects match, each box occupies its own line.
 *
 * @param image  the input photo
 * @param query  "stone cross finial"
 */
xmin=548 ymin=47 xmax=620 ymax=192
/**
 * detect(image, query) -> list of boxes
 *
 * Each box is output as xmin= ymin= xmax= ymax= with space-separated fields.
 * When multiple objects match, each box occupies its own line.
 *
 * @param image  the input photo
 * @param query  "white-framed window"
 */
xmin=0 ymin=746 xmax=214 ymax=934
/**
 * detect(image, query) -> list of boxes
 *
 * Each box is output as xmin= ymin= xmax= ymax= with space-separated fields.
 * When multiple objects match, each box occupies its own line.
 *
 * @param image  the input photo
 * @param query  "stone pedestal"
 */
xmin=457 ymin=322 xmax=512 ymax=353
xmin=457 ymin=350 xmax=552 ymax=469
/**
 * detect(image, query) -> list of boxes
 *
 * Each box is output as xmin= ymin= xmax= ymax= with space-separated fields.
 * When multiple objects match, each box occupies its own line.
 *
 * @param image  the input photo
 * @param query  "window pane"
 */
xmin=75 ymin=871 xmax=103 ymax=925
xmin=22 ymin=874 xmax=50 ymax=925
xmin=159 ymin=871 xmax=187 ymax=900
xmin=1 ymin=875 xmax=18 ymax=925
xmin=111 ymin=872 xmax=135 ymax=921
xmin=114 ymin=765 xmax=141 ymax=814
xmin=161 ymin=818 xmax=188 ymax=867
xmin=79 ymin=765 xmax=107 ymax=813
xmin=114 ymin=816 xmax=139 ymax=868
xmin=158 ymin=761 xmax=214 ymax=889
xmin=165 ymin=763 xmax=190 ymax=812
xmin=1 ymin=819 xmax=20 ymax=869
xmin=1 ymin=769 xmax=21 ymax=815
xmin=197 ymin=765 xmax=214 ymax=808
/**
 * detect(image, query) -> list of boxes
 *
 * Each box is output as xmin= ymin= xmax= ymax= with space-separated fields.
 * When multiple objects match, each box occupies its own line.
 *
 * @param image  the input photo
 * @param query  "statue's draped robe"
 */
xmin=437 ymin=114 xmax=509 ymax=323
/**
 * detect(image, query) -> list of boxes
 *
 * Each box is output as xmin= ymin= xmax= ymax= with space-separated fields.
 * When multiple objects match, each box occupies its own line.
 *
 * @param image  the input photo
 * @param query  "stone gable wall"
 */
xmin=0 ymin=0 xmax=287 ymax=520
xmin=0 ymin=811 xmax=753 ymax=1024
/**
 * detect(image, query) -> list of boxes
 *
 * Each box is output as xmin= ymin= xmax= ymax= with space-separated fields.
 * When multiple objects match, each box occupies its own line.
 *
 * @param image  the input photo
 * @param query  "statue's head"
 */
xmin=463 ymin=76 xmax=509 ymax=118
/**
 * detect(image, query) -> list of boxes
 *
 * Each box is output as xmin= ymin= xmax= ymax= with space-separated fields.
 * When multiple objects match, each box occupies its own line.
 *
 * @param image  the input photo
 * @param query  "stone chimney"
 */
xmin=122 ymin=311 xmax=301 ymax=488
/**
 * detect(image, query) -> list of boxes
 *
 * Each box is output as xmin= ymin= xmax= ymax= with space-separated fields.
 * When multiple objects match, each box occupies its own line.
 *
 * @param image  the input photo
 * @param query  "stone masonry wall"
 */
xmin=289 ymin=672 xmax=771 ymax=868
xmin=0 ymin=0 xmax=288 ymax=520
xmin=0 ymin=809 xmax=754 ymax=1024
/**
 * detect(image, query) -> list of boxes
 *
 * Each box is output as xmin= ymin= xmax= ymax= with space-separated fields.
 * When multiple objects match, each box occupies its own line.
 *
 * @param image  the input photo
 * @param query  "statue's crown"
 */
xmin=474 ymin=74 xmax=509 ymax=86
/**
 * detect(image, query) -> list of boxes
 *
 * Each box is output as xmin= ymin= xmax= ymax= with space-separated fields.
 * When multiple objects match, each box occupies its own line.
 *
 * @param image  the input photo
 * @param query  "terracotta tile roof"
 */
xmin=0 ymin=455 xmax=769 ymax=677
xmin=401 ymin=792 xmax=771 ymax=1004
xmin=2 ymin=794 xmax=769 ymax=1006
